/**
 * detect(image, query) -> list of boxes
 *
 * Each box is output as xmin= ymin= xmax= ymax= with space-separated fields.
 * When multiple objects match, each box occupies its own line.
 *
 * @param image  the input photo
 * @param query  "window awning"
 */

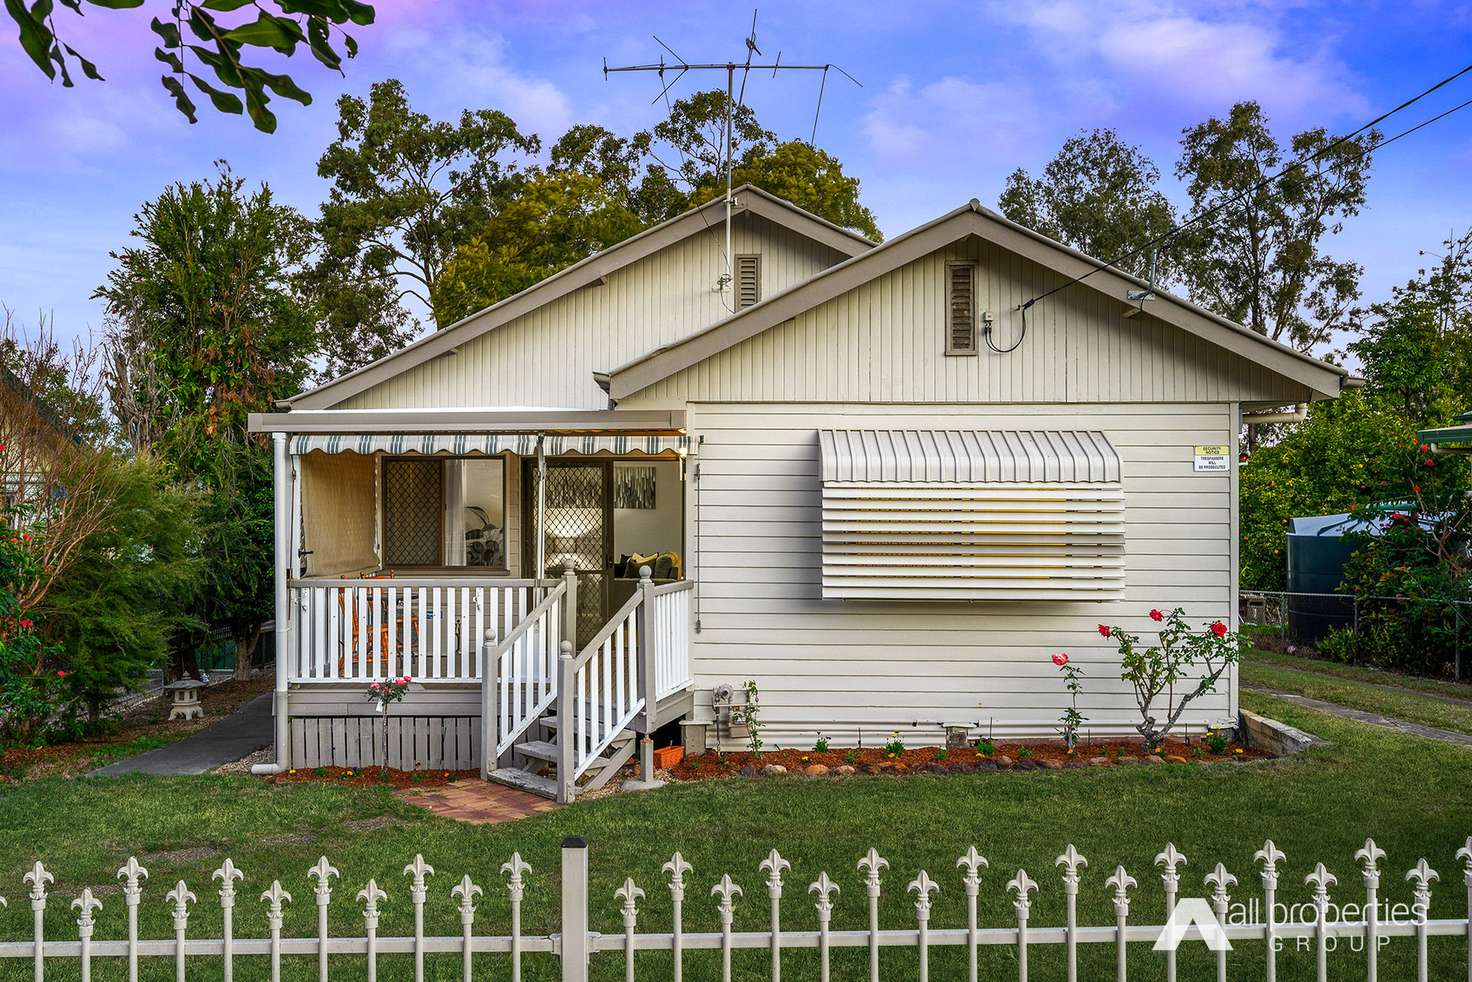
xmin=817 ymin=429 xmax=1125 ymax=601
xmin=289 ymin=433 xmax=689 ymax=456
xmin=818 ymin=429 xmax=1120 ymax=483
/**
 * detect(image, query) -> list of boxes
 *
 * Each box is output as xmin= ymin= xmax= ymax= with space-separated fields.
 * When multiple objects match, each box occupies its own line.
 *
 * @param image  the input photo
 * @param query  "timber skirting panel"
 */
xmin=289 ymin=715 xmax=481 ymax=770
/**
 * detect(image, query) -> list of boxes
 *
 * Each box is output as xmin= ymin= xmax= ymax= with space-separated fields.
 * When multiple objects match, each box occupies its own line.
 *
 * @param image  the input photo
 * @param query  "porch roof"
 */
xmin=289 ymin=432 xmax=688 ymax=456
xmin=248 ymin=407 xmax=685 ymax=435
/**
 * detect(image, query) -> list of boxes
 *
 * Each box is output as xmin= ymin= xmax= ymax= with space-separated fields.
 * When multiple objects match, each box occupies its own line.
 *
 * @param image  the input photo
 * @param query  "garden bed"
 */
xmin=670 ymin=738 xmax=1265 ymax=781
xmin=270 ymin=765 xmax=479 ymax=790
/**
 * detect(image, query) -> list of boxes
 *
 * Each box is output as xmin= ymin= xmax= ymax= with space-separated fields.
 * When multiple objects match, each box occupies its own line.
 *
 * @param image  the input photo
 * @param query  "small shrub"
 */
xmin=883 ymin=732 xmax=905 ymax=758
xmin=813 ymin=733 xmax=829 ymax=753
xmin=1207 ymin=730 xmax=1229 ymax=754
xmin=1051 ymin=653 xmax=1086 ymax=749
xmin=733 ymin=680 xmax=764 ymax=757
xmin=935 ymin=747 xmax=949 ymax=762
xmin=1318 ymin=627 xmax=1357 ymax=664
xmin=312 ymin=767 xmax=327 ymax=777
xmin=844 ymin=749 xmax=858 ymax=764
xmin=1017 ymin=747 xmax=1033 ymax=760
xmin=976 ymin=739 xmax=996 ymax=756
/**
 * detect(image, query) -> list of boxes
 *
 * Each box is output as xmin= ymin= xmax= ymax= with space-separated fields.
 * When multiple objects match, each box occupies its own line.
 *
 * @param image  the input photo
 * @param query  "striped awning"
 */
xmin=818 ymin=429 xmax=1120 ymax=484
xmin=289 ymin=433 xmax=688 ymax=456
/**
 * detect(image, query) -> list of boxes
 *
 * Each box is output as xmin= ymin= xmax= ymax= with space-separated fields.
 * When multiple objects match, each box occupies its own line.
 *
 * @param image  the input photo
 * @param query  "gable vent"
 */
xmin=947 ymin=261 xmax=977 ymax=354
xmin=736 ymin=254 xmax=761 ymax=309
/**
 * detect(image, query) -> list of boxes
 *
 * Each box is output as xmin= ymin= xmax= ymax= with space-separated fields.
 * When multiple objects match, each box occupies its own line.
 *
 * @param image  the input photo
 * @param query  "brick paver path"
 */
xmin=398 ymin=780 xmax=559 ymax=824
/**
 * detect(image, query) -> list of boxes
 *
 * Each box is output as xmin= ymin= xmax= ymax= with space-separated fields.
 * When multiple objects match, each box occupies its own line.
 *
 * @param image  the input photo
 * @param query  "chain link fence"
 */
xmin=1240 ymin=590 xmax=1472 ymax=680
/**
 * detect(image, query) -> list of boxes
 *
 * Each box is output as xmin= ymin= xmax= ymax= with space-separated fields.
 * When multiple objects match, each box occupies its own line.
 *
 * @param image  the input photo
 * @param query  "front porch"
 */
xmin=252 ymin=410 xmax=697 ymax=801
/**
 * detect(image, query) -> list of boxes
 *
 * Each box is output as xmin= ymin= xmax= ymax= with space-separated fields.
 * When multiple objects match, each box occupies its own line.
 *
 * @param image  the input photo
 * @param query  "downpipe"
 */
xmin=1244 ymin=403 xmax=1307 ymax=426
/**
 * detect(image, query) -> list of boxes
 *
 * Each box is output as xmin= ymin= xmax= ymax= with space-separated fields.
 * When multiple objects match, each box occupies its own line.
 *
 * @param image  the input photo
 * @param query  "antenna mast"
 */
xmin=604 ymin=10 xmax=859 ymax=303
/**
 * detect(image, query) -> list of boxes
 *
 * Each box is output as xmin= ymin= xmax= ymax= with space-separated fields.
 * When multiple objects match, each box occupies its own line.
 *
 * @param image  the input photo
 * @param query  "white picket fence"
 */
xmin=3 ymin=837 xmax=1470 ymax=982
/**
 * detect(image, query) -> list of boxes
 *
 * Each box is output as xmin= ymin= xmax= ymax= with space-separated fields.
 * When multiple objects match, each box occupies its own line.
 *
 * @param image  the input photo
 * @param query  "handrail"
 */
xmin=290 ymin=576 xmax=555 ymax=589
xmin=572 ymin=590 xmax=645 ymax=671
xmin=488 ymin=581 xmax=567 ymax=658
xmin=649 ymin=579 xmax=693 ymax=597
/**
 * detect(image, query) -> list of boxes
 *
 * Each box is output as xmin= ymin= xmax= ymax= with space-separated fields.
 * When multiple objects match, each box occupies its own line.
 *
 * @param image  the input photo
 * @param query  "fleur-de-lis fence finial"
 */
xmin=167 ymin=880 xmax=196 ymax=930
xmin=357 ymin=880 xmax=387 ymax=926
xmin=616 ymin=877 xmax=645 ymax=918
xmin=500 ymin=853 xmax=531 ymax=903
xmin=1056 ymin=844 xmax=1089 ymax=891
xmin=1406 ymin=859 xmax=1439 ymax=919
xmin=1105 ymin=865 xmax=1137 ymax=917
xmin=1205 ymin=863 xmax=1237 ymax=905
xmin=117 ymin=857 xmax=149 ymax=901
xmin=711 ymin=873 xmax=743 ymax=918
xmin=1007 ymin=869 xmax=1038 ymax=916
xmin=214 ymin=859 xmax=244 ymax=905
xmin=663 ymin=852 xmax=693 ymax=902
xmin=1255 ymin=840 xmax=1286 ymax=889
xmin=857 ymin=848 xmax=889 ymax=895
xmin=71 ymin=888 xmax=102 ymax=932
xmin=809 ymin=872 xmax=839 ymax=915
xmin=908 ymin=870 xmax=939 ymax=917
xmin=260 ymin=881 xmax=292 ymax=930
xmin=24 ymin=861 xmax=53 ymax=906
xmin=1356 ymin=838 xmax=1387 ymax=889
xmin=1305 ymin=863 xmax=1337 ymax=908
xmin=451 ymin=875 xmax=482 ymax=918
xmin=1155 ymin=843 xmax=1188 ymax=888
xmin=308 ymin=856 xmax=339 ymax=901
xmin=956 ymin=845 xmax=989 ymax=892
xmin=1455 ymin=838 xmax=1472 ymax=886
xmin=760 ymin=849 xmax=791 ymax=897
xmin=403 ymin=855 xmax=435 ymax=901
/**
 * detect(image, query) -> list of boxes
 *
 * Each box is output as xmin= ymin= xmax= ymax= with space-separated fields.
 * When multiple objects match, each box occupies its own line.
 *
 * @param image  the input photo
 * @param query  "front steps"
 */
xmin=487 ymin=719 xmax=638 ymax=801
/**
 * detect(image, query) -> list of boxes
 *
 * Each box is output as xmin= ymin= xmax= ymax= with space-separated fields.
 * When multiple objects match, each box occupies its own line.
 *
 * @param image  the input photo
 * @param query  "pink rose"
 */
xmin=1051 ymin=653 xmax=1069 ymax=667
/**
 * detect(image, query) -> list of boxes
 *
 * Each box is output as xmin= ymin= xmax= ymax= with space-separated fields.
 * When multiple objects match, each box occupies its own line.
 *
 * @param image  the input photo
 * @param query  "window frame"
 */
xmin=378 ymin=454 xmax=511 ymax=574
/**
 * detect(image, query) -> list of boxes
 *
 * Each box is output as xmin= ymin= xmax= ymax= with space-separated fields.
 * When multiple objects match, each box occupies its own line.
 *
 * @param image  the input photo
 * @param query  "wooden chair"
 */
xmin=337 ymin=572 xmax=396 ymax=678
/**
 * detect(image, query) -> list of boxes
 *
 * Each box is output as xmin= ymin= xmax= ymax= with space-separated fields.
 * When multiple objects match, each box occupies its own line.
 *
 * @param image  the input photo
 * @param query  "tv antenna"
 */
xmin=604 ymin=10 xmax=860 ymax=304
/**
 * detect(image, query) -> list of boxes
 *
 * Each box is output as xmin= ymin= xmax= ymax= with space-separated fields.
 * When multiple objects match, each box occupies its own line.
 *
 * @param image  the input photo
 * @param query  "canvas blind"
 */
xmin=817 ymin=429 xmax=1125 ymax=601
xmin=288 ymin=433 xmax=688 ymax=456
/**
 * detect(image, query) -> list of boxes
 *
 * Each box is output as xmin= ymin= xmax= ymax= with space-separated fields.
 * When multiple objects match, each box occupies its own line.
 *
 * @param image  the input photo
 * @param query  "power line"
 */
xmin=1016 ymin=61 xmax=1472 ymax=313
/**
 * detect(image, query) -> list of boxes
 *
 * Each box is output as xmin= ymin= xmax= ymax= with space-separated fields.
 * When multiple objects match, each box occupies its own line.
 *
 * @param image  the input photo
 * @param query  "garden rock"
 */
xmin=1165 ymin=755 xmax=1188 ymax=764
xmin=1038 ymin=759 xmax=1063 ymax=770
xmin=1088 ymin=756 xmax=1111 ymax=766
xmin=803 ymin=764 xmax=829 ymax=777
xmin=740 ymin=764 xmax=759 ymax=777
xmin=1142 ymin=755 xmax=1164 ymax=765
xmin=761 ymin=764 xmax=788 ymax=777
xmin=993 ymin=755 xmax=1015 ymax=769
xmin=835 ymin=765 xmax=856 ymax=776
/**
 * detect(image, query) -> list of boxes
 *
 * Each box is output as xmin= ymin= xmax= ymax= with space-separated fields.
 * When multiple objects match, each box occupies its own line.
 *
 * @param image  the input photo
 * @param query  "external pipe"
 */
xmin=252 ymin=431 xmax=292 ymax=776
xmin=1244 ymin=403 xmax=1307 ymax=426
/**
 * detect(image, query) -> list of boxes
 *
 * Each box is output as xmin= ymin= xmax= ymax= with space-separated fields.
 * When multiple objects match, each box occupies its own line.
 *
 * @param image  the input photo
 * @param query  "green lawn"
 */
xmin=1243 ymin=647 xmax=1472 ymax=736
xmin=1 ymin=692 xmax=1470 ymax=980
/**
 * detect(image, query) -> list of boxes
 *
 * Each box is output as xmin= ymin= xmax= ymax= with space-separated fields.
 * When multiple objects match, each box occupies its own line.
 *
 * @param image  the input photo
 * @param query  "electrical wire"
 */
xmin=1015 ymin=61 xmax=1472 ymax=313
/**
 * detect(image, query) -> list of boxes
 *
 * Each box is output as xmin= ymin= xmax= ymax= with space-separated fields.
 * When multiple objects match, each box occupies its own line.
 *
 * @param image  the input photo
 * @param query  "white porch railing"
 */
xmin=4 ymin=837 xmax=1468 ymax=982
xmin=288 ymin=578 xmax=555 ymax=683
xmin=650 ymin=580 xmax=694 ymax=699
xmin=487 ymin=579 xmax=567 ymax=757
xmin=568 ymin=592 xmax=647 ymax=782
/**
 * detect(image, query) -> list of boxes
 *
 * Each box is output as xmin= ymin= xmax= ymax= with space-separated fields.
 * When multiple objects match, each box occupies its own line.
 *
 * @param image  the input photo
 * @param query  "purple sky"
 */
xmin=3 ymin=1 xmax=1471 ymax=353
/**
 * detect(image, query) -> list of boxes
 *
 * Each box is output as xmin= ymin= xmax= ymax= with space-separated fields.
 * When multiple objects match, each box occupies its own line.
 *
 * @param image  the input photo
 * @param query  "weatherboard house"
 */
xmin=248 ymin=185 xmax=1348 ymax=801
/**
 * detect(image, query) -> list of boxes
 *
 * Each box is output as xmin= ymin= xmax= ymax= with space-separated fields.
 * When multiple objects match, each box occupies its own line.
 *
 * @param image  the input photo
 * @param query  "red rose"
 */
xmin=1149 ymin=609 xmax=1165 ymax=622
xmin=1420 ymin=443 xmax=1430 ymax=452
xmin=1412 ymin=484 xmax=1422 ymax=493
xmin=1097 ymin=624 xmax=1111 ymax=637
xmin=1426 ymin=458 xmax=1436 ymax=467
xmin=56 ymin=670 xmax=66 ymax=678
xmin=19 ymin=619 xmax=32 ymax=629
xmin=1209 ymin=621 xmax=1227 ymax=638
xmin=1051 ymin=653 xmax=1069 ymax=667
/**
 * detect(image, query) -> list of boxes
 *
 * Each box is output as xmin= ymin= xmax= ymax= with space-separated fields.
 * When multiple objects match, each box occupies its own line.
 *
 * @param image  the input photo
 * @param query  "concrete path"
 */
xmin=1245 ymin=685 xmax=1472 ymax=747
xmin=90 ymin=694 xmax=274 ymax=776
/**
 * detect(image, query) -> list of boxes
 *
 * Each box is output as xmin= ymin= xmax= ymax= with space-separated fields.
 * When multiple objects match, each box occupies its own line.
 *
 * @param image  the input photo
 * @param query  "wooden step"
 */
xmin=517 ymin=740 xmax=559 ymax=763
xmin=486 ymin=768 xmax=558 ymax=799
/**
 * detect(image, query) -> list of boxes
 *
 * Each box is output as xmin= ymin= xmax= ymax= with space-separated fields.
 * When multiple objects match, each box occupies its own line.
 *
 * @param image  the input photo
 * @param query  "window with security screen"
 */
xmin=818 ymin=429 xmax=1125 ymax=600
xmin=382 ymin=458 xmax=444 ymax=566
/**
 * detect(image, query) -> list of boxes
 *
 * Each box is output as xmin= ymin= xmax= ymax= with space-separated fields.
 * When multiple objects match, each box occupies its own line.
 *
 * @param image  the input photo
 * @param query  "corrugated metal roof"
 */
xmin=818 ymin=429 xmax=1121 ymax=484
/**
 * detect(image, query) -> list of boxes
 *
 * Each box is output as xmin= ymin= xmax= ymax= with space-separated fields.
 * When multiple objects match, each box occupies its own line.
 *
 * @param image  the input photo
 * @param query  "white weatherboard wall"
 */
xmin=334 ymin=213 xmax=847 ymax=411
xmin=683 ymin=403 xmax=1239 ymax=746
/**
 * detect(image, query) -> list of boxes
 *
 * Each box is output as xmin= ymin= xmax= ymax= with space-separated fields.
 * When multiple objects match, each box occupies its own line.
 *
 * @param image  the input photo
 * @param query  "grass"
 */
xmin=1 ymin=692 xmax=1470 ymax=980
xmin=1243 ymin=647 xmax=1472 ymax=736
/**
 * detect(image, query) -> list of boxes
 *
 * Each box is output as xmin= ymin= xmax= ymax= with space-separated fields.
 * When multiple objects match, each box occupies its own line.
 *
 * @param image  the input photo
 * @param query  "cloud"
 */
xmin=862 ymin=75 xmax=1044 ymax=176
xmin=995 ymin=0 xmax=1367 ymax=124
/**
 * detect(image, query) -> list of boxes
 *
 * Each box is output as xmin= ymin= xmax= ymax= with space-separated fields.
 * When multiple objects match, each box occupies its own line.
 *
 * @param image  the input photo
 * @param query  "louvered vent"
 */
xmin=736 ymin=254 xmax=761 ymax=309
xmin=947 ymin=262 xmax=976 ymax=354
xmin=818 ymin=430 xmax=1126 ymax=601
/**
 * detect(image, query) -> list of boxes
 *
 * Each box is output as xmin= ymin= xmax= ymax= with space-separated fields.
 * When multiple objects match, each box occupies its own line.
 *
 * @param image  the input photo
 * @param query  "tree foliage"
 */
xmin=6 ymin=1 xmax=375 ymax=133
xmin=316 ymin=79 xmax=540 ymax=323
xmin=1175 ymin=101 xmax=1379 ymax=352
xmin=999 ymin=129 xmax=1177 ymax=281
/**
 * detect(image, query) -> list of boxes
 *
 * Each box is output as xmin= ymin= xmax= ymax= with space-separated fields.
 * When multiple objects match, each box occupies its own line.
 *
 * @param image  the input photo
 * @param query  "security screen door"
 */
xmin=526 ymin=461 xmax=611 ymax=646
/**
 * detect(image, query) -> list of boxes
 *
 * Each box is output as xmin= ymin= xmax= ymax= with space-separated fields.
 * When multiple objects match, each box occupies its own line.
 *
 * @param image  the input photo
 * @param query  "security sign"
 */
xmin=1193 ymin=445 xmax=1230 ymax=472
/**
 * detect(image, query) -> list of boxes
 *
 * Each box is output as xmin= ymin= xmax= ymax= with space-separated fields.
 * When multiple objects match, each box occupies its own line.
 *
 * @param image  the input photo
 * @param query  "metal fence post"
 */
xmin=561 ymin=837 xmax=590 ymax=982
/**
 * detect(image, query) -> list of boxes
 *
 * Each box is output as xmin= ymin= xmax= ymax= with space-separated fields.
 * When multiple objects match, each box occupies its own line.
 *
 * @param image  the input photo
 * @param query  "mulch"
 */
xmin=271 ymin=766 xmax=480 ymax=789
xmin=0 ymin=673 xmax=275 ymax=781
xmin=670 ymin=738 xmax=1266 ymax=781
